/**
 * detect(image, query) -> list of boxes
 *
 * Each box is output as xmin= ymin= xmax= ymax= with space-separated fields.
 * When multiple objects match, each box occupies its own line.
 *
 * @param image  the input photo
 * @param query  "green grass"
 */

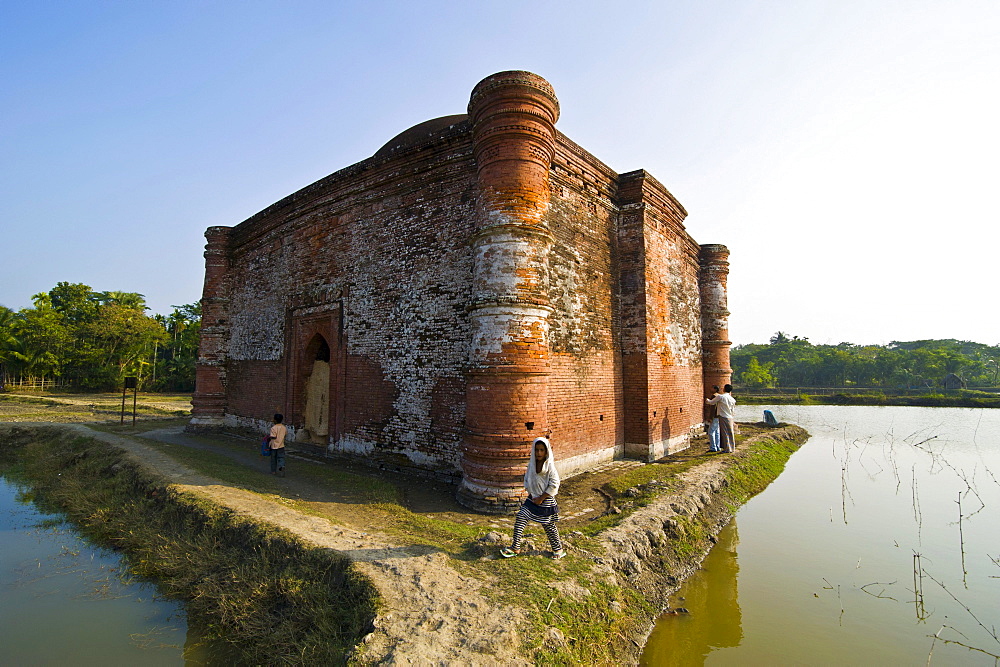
xmin=580 ymin=440 xmax=749 ymax=537
xmin=740 ymin=390 xmax=1000 ymax=408
xmin=0 ymin=391 xmax=192 ymax=421
xmin=138 ymin=433 xmax=487 ymax=556
xmin=475 ymin=549 xmax=655 ymax=665
xmin=142 ymin=435 xmax=400 ymax=504
xmin=0 ymin=393 xmax=62 ymax=406
xmin=721 ymin=428 xmax=804 ymax=508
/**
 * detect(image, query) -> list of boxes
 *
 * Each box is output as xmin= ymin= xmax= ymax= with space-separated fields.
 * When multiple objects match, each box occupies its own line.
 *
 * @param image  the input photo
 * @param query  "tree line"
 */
xmin=5 ymin=286 xmax=997 ymax=394
xmin=732 ymin=332 xmax=1000 ymax=389
xmin=0 ymin=282 xmax=199 ymax=391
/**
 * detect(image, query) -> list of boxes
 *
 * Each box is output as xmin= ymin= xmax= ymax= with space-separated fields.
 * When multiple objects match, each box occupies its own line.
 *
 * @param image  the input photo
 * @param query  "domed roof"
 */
xmin=373 ymin=114 xmax=469 ymax=159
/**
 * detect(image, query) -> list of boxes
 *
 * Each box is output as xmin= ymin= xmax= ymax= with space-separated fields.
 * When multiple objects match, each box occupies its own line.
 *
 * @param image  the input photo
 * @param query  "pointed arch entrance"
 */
xmin=289 ymin=308 xmax=343 ymax=450
xmin=303 ymin=334 xmax=331 ymax=442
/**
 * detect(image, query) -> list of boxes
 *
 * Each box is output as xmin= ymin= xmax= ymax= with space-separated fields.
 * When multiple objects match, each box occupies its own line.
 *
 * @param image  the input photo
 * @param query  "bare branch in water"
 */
xmin=926 ymin=627 xmax=1000 ymax=662
xmin=841 ymin=464 xmax=851 ymax=525
xmin=912 ymin=553 xmax=929 ymax=621
xmin=860 ymin=581 xmax=899 ymax=602
xmin=956 ymin=493 xmax=968 ymax=589
xmin=926 ymin=626 xmax=943 ymax=667
xmin=923 ymin=570 xmax=1000 ymax=646
xmin=911 ymin=467 xmax=923 ymax=547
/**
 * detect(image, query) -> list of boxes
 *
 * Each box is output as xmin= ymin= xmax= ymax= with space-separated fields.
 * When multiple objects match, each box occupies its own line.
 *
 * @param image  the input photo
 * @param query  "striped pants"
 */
xmin=511 ymin=498 xmax=562 ymax=552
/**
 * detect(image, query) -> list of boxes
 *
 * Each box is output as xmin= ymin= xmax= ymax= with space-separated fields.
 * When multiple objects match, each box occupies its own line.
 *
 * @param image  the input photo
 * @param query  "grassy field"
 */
xmin=0 ymin=390 xmax=192 ymax=422
xmin=739 ymin=388 xmax=1000 ymax=408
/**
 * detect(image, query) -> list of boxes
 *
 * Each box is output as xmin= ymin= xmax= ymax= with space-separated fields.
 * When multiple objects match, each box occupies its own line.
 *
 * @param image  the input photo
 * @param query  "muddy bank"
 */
xmin=0 ymin=421 xmax=808 ymax=664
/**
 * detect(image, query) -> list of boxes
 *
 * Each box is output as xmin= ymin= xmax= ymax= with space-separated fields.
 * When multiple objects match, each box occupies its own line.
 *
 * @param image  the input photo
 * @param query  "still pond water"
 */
xmin=0 ymin=476 xmax=192 ymax=664
xmin=642 ymin=405 xmax=1000 ymax=665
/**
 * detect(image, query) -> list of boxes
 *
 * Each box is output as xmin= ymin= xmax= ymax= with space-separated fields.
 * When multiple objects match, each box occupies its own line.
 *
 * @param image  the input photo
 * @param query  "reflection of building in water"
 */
xmin=640 ymin=519 xmax=743 ymax=665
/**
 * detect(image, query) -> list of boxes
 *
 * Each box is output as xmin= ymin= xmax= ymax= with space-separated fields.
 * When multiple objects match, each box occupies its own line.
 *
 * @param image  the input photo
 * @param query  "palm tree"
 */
xmin=8 ymin=339 xmax=56 ymax=386
xmin=0 ymin=306 xmax=18 ymax=389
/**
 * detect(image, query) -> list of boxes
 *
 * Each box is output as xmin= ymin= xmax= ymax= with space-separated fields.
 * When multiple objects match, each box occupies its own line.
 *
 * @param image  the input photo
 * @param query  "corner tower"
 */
xmin=699 ymin=244 xmax=732 ymax=397
xmin=189 ymin=225 xmax=233 ymax=429
xmin=457 ymin=71 xmax=560 ymax=512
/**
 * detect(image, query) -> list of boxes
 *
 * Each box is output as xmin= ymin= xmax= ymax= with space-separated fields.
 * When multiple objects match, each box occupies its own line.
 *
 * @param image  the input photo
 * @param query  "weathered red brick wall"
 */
xmin=700 ymin=244 xmax=733 ymax=399
xmin=617 ymin=170 xmax=706 ymax=459
xmin=338 ymin=139 xmax=477 ymax=467
xmin=545 ymin=134 xmax=623 ymax=473
xmin=644 ymin=199 xmax=705 ymax=455
xmin=226 ymin=359 xmax=286 ymax=421
xmin=190 ymin=226 xmax=232 ymax=426
xmin=217 ymin=122 xmax=477 ymax=469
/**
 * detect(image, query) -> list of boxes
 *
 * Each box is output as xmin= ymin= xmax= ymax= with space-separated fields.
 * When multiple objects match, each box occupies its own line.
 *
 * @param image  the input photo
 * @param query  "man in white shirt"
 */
xmin=706 ymin=384 xmax=737 ymax=453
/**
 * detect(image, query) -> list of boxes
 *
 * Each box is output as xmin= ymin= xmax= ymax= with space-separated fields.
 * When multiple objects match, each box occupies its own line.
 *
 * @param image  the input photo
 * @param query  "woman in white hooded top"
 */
xmin=501 ymin=436 xmax=566 ymax=559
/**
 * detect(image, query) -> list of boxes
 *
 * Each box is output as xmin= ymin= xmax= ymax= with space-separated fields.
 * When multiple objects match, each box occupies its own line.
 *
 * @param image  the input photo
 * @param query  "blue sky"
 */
xmin=2 ymin=1 xmax=997 ymax=345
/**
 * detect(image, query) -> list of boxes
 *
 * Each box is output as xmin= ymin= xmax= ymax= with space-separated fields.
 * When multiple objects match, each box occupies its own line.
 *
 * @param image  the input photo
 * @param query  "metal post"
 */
xmin=124 ymin=377 xmax=138 ymax=427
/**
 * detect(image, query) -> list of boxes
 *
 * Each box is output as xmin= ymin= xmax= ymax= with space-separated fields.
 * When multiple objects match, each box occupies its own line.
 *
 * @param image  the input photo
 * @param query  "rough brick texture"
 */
xmin=189 ymin=71 xmax=731 ymax=513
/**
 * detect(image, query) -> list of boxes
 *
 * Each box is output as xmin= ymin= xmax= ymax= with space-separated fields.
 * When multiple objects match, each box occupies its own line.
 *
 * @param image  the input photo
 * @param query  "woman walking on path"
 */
xmin=501 ymin=437 xmax=566 ymax=559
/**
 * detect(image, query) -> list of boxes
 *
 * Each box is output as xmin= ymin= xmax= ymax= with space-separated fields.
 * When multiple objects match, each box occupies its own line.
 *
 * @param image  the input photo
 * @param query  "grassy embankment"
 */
xmin=467 ymin=424 xmax=809 ymax=665
xmin=0 ymin=391 xmax=810 ymax=664
xmin=740 ymin=388 xmax=1000 ymax=408
xmin=135 ymin=420 xmax=809 ymax=665
xmin=0 ymin=426 xmax=378 ymax=665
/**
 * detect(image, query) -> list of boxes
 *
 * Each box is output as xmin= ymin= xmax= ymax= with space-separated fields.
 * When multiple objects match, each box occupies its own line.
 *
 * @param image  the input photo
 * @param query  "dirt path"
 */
xmin=48 ymin=423 xmax=532 ymax=665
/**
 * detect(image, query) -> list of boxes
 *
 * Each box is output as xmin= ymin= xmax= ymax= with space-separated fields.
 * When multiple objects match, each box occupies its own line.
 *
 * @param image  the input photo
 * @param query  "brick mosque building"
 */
xmin=189 ymin=71 xmax=732 ymax=513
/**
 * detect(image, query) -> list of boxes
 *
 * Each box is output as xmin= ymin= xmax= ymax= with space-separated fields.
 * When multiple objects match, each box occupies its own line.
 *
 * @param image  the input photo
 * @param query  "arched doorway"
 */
xmin=302 ymin=334 xmax=331 ymax=444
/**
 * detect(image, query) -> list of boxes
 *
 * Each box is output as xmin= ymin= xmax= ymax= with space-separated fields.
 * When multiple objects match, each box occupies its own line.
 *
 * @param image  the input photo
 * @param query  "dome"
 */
xmin=373 ymin=114 xmax=469 ymax=159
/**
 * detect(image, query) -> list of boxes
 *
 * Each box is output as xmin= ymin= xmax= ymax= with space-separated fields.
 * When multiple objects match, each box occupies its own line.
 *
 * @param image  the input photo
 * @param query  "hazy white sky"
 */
xmin=2 ymin=1 xmax=997 ymax=345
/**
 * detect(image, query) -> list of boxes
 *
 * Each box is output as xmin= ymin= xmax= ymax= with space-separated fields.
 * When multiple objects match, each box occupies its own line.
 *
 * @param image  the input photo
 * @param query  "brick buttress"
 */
xmin=457 ymin=71 xmax=560 ymax=513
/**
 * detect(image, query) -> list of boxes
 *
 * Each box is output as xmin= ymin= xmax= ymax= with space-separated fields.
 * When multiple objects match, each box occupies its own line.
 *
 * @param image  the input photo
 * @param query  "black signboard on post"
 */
xmin=121 ymin=377 xmax=138 ymax=426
